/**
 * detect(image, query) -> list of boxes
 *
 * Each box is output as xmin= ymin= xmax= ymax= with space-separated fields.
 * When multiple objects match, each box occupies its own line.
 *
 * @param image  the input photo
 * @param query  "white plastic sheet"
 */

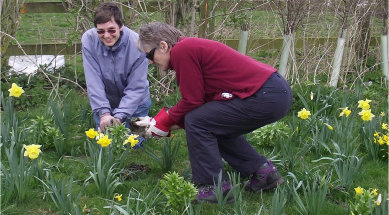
xmin=8 ymin=55 xmax=65 ymax=75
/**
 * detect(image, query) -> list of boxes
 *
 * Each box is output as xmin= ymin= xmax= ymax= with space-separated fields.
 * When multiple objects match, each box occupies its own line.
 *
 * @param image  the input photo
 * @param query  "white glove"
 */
xmin=135 ymin=116 xmax=152 ymax=138
xmin=135 ymin=116 xmax=152 ymax=127
xmin=99 ymin=113 xmax=120 ymax=131
xmin=135 ymin=108 xmax=173 ymax=138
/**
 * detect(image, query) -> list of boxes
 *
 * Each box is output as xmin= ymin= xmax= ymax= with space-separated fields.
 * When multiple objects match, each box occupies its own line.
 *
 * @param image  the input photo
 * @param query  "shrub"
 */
xmin=159 ymin=172 xmax=197 ymax=213
xmin=25 ymin=115 xmax=63 ymax=150
xmin=248 ymin=121 xmax=291 ymax=148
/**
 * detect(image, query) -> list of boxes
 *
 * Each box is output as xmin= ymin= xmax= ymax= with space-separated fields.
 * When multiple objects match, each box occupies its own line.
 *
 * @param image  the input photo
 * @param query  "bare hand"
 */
xmin=100 ymin=114 xmax=120 ymax=131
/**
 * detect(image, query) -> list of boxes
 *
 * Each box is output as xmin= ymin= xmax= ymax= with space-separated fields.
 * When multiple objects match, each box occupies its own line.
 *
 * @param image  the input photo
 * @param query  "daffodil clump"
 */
xmin=373 ymin=123 xmax=389 ymax=146
xmin=357 ymin=99 xmax=375 ymax=122
xmin=85 ymin=128 xmax=141 ymax=149
xmin=85 ymin=128 xmax=112 ymax=147
xmin=350 ymin=186 xmax=384 ymax=215
xmin=339 ymin=99 xmax=377 ymax=122
xmin=297 ymin=99 xmax=376 ymax=121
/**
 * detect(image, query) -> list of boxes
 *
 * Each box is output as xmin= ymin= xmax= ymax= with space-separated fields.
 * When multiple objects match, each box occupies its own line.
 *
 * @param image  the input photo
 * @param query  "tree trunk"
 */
xmin=1 ymin=0 xmax=25 ymax=69
xmin=198 ymin=0 xmax=215 ymax=38
xmin=187 ymin=0 xmax=198 ymax=36
xmin=355 ymin=2 xmax=374 ymax=69
xmin=0 ymin=0 xmax=3 ymax=69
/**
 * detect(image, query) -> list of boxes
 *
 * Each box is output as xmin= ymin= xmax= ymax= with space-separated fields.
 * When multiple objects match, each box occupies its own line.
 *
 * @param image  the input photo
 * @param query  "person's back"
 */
xmin=170 ymin=37 xmax=276 ymax=102
xmin=81 ymin=2 xmax=151 ymax=133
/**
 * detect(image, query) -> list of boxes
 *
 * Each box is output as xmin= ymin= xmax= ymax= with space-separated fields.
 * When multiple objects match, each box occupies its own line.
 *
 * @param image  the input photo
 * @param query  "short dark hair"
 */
xmin=94 ymin=3 xmax=123 ymax=28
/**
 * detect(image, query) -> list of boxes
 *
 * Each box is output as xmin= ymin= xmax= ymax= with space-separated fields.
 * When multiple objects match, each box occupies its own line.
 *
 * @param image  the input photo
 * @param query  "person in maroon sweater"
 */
xmin=136 ymin=22 xmax=292 ymax=204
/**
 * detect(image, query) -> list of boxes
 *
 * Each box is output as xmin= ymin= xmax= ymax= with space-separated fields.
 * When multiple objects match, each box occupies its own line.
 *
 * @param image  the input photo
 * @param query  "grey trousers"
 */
xmin=184 ymin=72 xmax=292 ymax=185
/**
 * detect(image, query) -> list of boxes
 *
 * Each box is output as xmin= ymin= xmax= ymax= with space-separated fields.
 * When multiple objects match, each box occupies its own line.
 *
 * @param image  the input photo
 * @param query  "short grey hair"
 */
xmin=138 ymin=22 xmax=184 ymax=52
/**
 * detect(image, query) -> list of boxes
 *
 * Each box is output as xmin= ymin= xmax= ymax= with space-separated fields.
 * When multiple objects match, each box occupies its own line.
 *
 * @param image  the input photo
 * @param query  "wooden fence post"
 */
xmin=1 ymin=0 xmax=25 ymax=68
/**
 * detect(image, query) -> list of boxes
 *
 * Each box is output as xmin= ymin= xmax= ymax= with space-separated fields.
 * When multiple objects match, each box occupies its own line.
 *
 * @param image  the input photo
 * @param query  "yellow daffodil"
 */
xmin=374 ymin=132 xmax=379 ymax=137
xmin=114 ymin=194 xmax=122 ymax=202
xmin=380 ymin=134 xmax=389 ymax=145
xmin=324 ymin=123 xmax=333 ymax=131
xmin=372 ymin=189 xmax=378 ymax=196
xmin=358 ymin=109 xmax=375 ymax=122
xmin=339 ymin=107 xmax=351 ymax=117
xmin=382 ymin=123 xmax=388 ymax=130
xmin=23 ymin=144 xmax=42 ymax=160
xmin=85 ymin=128 xmax=99 ymax=139
xmin=357 ymin=99 xmax=372 ymax=110
xmin=377 ymin=137 xmax=384 ymax=145
xmin=8 ymin=83 xmax=25 ymax=98
xmin=123 ymin=134 xmax=139 ymax=148
xmin=97 ymin=135 xmax=112 ymax=147
xmin=354 ymin=186 xmax=364 ymax=195
xmin=380 ymin=112 xmax=386 ymax=117
xmin=310 ymin=92 xmax=314 ymax=100
xmin=297 ymin=108 xmax=311 ymax=120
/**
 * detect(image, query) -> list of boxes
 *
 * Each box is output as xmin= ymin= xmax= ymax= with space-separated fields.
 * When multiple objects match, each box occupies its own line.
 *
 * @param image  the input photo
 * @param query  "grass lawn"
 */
xmin=1 ymin=77 xmax=388 ymax=214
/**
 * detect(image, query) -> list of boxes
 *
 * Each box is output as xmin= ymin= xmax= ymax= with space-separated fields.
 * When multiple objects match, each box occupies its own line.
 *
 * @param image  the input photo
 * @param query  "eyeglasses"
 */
xmin=96 ymin=29 xmax=117 ymax=35
xmin=145 ymin=48 xmax=156 ymax=61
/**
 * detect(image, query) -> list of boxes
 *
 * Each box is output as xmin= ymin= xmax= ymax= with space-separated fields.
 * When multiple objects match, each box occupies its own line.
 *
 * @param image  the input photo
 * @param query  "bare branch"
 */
xmin=0 ymin=31 xmax=86 ymax=93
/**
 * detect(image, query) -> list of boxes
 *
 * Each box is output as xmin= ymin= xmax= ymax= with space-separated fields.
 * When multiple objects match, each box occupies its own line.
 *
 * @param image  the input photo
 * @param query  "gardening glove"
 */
xmin=132 ymin=116 xmax=152 ymax=137
xmin=135 ymin=108 xmax=175 ymax=138
xmin=134 ymin=116 xmax=158 ymax=138
xmin=99 ymin=113 xmax=120 ymax=132
xmin=148 ymin=108 xmax=176 ymax=138
xmin=134 ymin=116 xmax=152 ymax=127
